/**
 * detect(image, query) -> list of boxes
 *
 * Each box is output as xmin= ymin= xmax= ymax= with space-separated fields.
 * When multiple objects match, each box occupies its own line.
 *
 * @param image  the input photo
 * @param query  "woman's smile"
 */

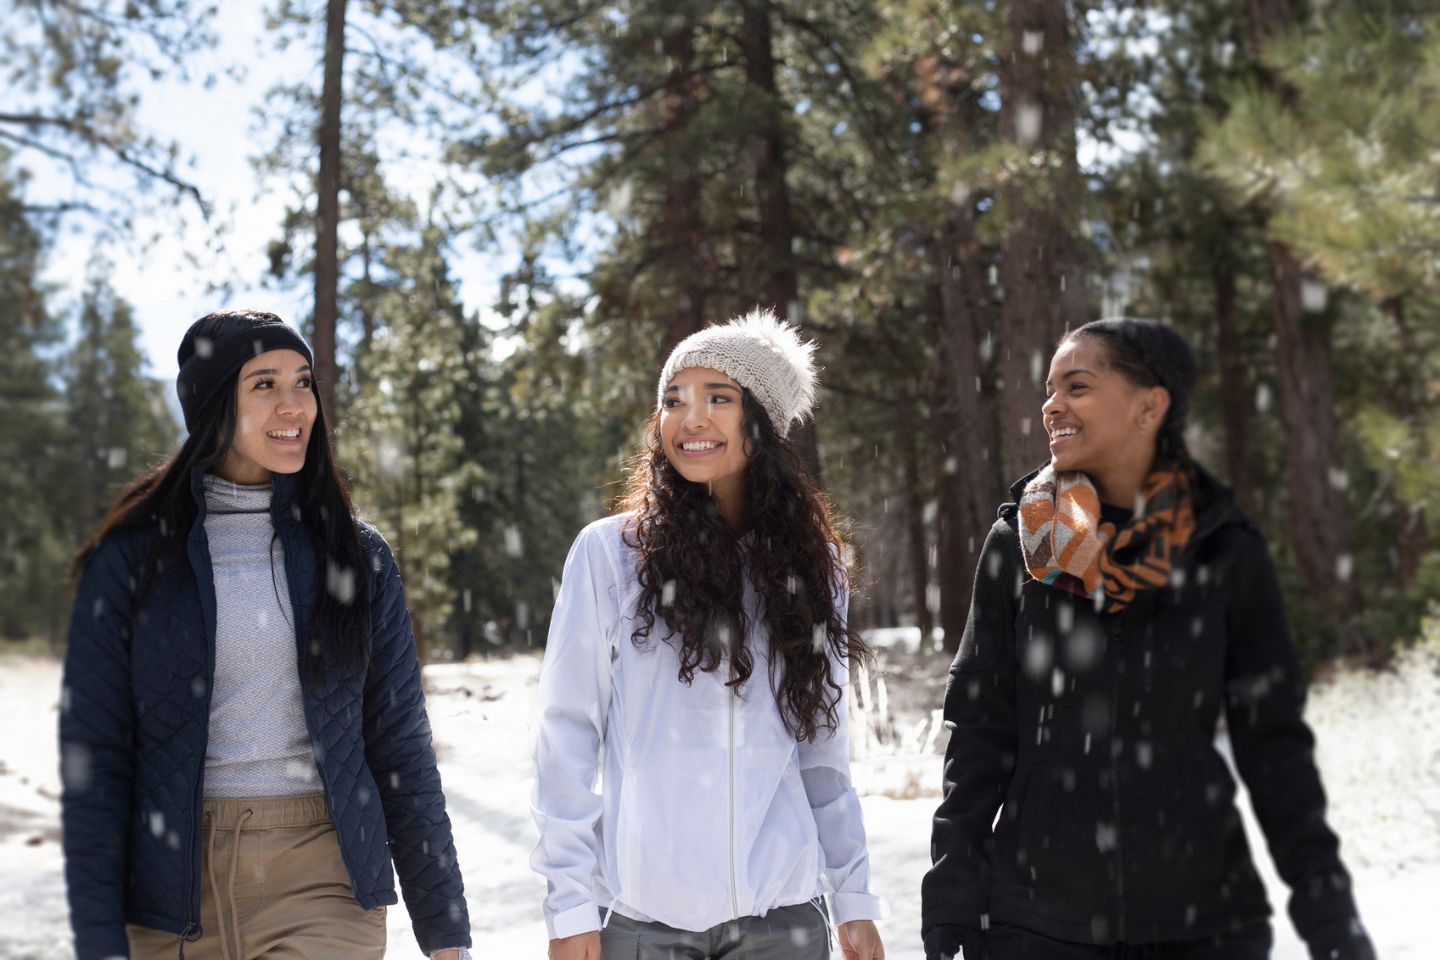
xmin=266 ymin=426 xmax=305 ymax=446
xmin=1047 ymin=422 xmax=1080 ymax=452
xmin=676 ymin=437 xmax=726 ymax=456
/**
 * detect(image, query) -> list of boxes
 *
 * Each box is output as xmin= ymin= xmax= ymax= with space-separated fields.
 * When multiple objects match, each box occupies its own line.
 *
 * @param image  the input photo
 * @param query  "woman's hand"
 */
xmin=839 ymin=919 xmax=885 ymax=960
xmin=549 ymin=931 xmax=602 ymax=960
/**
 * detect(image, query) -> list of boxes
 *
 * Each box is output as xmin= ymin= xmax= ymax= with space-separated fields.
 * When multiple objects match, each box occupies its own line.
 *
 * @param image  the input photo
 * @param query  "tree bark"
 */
xmin=933 ymin=206 xmax=1005 ymax=653
xmin=657 ymin=23 xmax=707 ymax=355
xmin=1381 ymin=296 xmax=1430 ymax=586
xmin=739 ymin=0 xmax=799 ymax=319
xmin=1212 ymin=252 xmax=1257 ymax=515
xmin=910 ymin=23 xmax=1009 ymax=654
xmin=314 ymin=0 xmax=347 ymax=424
xmin=996 ymin=0 xmax=1089 ymax=481
xmin=1246 ymin=0 xmax=1364 ymax=644
xmin=739 ymin=0 xmax=822 ymax=479
xmin=1267 ymin=243 xmax=1363 ymax=632
xmin=902 ymin=420 xmax=934 ymax=644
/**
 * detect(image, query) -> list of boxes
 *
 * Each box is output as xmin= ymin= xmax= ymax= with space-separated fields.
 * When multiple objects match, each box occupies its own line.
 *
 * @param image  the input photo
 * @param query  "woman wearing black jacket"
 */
xmin=921 ymin=319 xmax=1374 ymax=960
xmin=60 ymin=310 xmax=470 ymax=959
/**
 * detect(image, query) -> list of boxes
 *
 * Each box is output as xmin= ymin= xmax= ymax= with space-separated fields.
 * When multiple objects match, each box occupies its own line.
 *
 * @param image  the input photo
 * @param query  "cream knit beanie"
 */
xmin=656 ymin=308 xmax=819 ymax=438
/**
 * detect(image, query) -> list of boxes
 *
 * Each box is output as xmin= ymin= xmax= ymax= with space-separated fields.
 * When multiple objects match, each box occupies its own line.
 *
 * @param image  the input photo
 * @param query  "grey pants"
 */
xmin=599 ymin=902 xmax=832 ymax=959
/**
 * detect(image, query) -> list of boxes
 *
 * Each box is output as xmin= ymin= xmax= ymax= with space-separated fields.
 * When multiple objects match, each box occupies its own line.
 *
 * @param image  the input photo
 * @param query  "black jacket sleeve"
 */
xmin=59 ymin=538 xmax=140 ymax=960
xmin=360 ymin=530 xmax=471 ymax=953
xmin=1222 ymin=526 xmax=1373 ymax=960
xmin=921 ymin=518 xmax=1020 ymax=936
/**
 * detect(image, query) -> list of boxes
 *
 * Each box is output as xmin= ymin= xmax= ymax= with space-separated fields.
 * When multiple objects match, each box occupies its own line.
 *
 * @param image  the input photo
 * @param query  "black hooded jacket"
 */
xmin=921 ymin=465 xmax=1370 ymax=958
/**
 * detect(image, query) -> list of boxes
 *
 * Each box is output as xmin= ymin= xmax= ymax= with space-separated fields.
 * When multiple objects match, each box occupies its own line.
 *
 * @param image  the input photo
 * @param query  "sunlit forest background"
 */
xmin=4 ymin=0 xmax=1439 ymax=670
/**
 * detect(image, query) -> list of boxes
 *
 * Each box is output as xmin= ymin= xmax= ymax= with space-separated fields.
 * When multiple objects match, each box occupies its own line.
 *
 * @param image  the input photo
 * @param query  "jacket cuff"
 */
xmin=75 ymin=928 xmax=131 ymax=960
xmin=832 ymin=891 xmax=888 ymax=924
xmin=1305 ymin=917 xmax=1376 ymax=960
xmin=921 ymin=901 xmax=987 ymax=934
xmin=548 ymin=902 xmax=602 ymax=940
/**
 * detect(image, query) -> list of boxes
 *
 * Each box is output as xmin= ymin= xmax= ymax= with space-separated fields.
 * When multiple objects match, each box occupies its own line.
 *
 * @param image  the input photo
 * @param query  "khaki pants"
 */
xmin=128 ymin=795 xmax=386 ymax=960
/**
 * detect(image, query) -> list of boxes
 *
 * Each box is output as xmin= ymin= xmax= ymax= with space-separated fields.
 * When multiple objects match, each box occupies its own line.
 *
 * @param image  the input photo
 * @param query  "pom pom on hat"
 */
xmin=656 ymin=308 xmax=818 ymax=438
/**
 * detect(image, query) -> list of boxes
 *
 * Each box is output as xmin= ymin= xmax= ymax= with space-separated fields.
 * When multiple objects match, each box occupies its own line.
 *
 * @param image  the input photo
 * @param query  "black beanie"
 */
xmin=175 ymin=310 xmax=315 ymax=432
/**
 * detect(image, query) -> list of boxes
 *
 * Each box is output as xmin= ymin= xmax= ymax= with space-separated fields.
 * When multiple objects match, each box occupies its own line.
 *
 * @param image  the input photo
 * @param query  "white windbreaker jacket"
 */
xmin=531 ymin=514 xmax=885 ymax=939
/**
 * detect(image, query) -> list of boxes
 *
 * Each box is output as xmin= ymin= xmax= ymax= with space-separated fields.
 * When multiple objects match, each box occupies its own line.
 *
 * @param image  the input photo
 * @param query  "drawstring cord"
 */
xmin=808 ymin=897 xmax=837 ymax=954
xmin=205 ymin=807 xmax=254 ymax=960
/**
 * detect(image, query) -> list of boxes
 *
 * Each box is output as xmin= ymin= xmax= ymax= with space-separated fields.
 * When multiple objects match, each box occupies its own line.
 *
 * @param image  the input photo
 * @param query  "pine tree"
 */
xmin=65 ymin=270 xmax=178 ymax=535
xmin=1 ymin=0 xmax=215 ymax=228
xmin=343 ymin=222 xmax=476 ymax=655
xmin=1201 ymin=0 xmax=1440 ymax=653
xmin=996 ymin=0 xmax=1093 ymax=477
xmin=0 ymin=173 xmax=70 ymax=642
xmin=257 ymin=0 xmax=488 ymax=424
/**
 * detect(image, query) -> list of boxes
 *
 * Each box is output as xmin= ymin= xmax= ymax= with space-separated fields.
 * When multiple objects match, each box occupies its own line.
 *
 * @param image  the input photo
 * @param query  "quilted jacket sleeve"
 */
xmin=360 ymin=530 xmax=471 ymax=953
xmin=59 ymin=537 xmax=140 ymax=960
xmin=921 ymin=517 xmax=1020 ymax=937
xmin=1222 ymin=527 xmax=1374 ymax=960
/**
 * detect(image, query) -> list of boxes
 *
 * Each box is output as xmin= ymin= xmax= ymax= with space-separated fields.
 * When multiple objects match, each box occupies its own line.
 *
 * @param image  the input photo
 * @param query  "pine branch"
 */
xmin=0 ymin=112 xmax=208 ymax=216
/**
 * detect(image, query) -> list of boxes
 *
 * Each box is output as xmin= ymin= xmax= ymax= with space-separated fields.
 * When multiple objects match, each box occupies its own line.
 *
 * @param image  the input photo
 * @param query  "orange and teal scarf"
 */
xmin=1017 ymin=465 xmax=1196 ymax=612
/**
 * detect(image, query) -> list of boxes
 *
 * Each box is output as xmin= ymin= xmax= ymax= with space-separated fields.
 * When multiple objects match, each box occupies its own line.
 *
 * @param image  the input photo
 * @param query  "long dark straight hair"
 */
xmin=617 ymin=390 xmax=871 ymax=742
xmin=71 ymin=327 xmax=371 ymax=683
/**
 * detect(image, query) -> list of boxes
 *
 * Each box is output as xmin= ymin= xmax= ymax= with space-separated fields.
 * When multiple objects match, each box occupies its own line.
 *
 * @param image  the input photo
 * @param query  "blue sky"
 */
xmin=35 ymin=3 xmax=509 ymax=382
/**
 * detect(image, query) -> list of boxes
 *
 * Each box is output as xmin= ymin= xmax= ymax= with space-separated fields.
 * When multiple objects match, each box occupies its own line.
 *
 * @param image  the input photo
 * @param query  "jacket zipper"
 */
xmin=1108 ymin=615 xmax=1126 ymax=942
xmin=276 ymin=512 xmax=365 ymax=902
xmin=728 ymin=660 xmax=740 ymax=920
xmin=185 ymin=495 xmax=215 ymax=943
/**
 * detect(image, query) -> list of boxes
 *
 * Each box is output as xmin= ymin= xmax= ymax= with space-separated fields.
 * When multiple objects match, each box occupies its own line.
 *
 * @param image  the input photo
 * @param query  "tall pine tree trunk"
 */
xmin=996 ymin=0 xmax=1089 ymax=481
xmin=1212 ymin=252 xmax=1257 ymax=515
xmin=1381 ymin=296 xmax=1430 ymax=586
xmin=913 ymin=37 xmax=1008 ymax=654
xmin=739 ymin=0 xmax=798 ymax=318
xmin=1247 ymin=0 xmax=1363 ymax=643
xmin=314 ymin=0 xmax=347 ymax=422
xmin=901 ymin=419 xmax=934 ymax=644
xmin=933 ymin=205 xmax=1004 ymax=654
xmin=658 ymin=23 xmax=707 ymax=354
xmin=1267 ymin=243 xmax=1362 ymax=631
xmin=739 ymin=0 xmax=820 ymax=478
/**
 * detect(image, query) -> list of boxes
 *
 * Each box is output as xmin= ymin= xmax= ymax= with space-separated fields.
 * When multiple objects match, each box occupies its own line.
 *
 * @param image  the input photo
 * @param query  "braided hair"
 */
xmin=1059 ymin=318 xmax=1197 ymax=468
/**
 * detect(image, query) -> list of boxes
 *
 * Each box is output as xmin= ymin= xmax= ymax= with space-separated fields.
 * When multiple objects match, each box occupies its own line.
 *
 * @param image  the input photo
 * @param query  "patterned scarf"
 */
xmin=1017 ymin=464 xmax=1196 ymax=612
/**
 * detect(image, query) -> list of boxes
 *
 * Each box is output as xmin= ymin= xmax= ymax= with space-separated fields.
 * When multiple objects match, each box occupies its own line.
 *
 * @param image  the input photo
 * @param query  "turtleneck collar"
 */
xmin=202 ymin=473 xmax=273 ymax=515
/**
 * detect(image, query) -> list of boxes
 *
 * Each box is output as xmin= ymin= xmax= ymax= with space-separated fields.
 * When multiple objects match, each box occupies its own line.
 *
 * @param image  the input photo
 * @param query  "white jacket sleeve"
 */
xmin=530 ymin=525 xmax=620 ymax=940
xmin=796 ymin=581 xmax=887 ymax=925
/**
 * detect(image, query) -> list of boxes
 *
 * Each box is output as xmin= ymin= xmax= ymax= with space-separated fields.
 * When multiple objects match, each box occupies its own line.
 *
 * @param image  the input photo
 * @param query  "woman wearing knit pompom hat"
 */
xmin=532 ymin=308 xmax=887 ymax=960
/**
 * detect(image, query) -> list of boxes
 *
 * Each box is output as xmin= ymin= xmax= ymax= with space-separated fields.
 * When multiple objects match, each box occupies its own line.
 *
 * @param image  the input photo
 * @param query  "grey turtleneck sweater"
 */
xmin=201 ymin=475 xmax=322 ymax=798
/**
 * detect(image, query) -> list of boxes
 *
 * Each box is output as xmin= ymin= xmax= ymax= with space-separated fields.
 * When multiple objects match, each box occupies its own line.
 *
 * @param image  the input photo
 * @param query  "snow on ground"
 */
xmin=2 ymin=636 xmax=1436 ymax=959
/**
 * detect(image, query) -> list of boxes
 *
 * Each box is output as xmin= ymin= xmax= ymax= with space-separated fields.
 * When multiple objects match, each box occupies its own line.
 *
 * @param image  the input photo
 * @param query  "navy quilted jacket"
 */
xmin=59 ymin=469 xmax=470 ymax=959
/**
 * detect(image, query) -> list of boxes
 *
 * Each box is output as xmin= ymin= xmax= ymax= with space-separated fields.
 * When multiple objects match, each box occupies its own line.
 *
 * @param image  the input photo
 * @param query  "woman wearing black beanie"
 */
xmin=921 ymin=319 xmax=1374 ymax=960
xmin=59 ymin=310 xmax=471 ymax=959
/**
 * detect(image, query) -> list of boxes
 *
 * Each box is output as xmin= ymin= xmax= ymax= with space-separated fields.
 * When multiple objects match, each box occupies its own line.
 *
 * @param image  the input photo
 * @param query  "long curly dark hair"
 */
xmin=617 ymin=390 xmax=871 ymax=742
